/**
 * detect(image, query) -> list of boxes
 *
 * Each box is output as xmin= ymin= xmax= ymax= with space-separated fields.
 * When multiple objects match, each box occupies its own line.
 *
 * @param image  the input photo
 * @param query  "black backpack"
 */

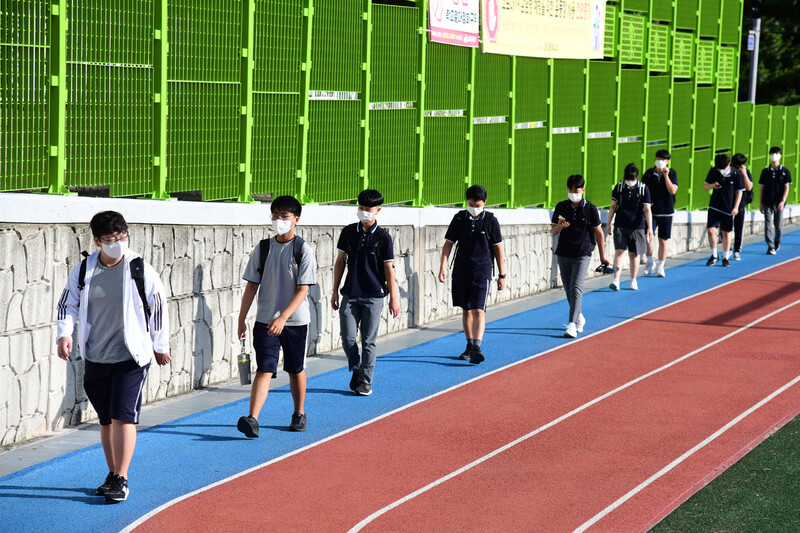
xmin=256 ymin=236 xmax=306 ymax=279
xmin=78 ymin=252 xmax=151 ymax=325
xmin=582 ymin=202 xmax=597 ymax=247
xmin=613 ymin=181 xmax=646 ymax=208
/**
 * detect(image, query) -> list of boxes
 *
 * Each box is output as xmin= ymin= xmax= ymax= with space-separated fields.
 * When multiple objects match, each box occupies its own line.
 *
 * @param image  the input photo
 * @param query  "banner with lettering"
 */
xmin=481 ymin=0 xmax=606 ymax=59
xmin=429 ymin=0 xmax=480 ymax=47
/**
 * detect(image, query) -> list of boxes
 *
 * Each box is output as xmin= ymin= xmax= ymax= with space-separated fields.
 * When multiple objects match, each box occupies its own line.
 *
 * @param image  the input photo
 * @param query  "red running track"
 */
xmin=134 ymin=260 xmax=800 ymax=532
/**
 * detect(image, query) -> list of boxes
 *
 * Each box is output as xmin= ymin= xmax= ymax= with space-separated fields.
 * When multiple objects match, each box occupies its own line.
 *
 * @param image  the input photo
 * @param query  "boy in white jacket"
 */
xmin=56 ymin=211 xmax=170 ymax=504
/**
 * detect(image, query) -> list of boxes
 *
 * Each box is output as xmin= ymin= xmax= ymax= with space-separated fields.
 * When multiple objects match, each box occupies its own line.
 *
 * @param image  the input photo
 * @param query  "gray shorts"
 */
xmin=613 ymin=226 xmax=646 ymax=255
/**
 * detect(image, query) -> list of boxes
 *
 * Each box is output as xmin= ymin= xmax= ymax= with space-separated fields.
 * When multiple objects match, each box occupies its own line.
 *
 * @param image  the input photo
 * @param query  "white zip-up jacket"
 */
xmin=56 ymin=250 xmax=170 ymax=367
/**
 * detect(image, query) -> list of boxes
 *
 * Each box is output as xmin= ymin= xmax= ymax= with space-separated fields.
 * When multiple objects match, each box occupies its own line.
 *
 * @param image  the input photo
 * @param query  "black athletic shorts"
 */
xmin=84 ymin=359 xmax=150 ymax=425
xmin=652 ymin=216 xmax=673 ymax=240
xmin=707 ymin=209 xmax=733 ymax=232
xmin=253 ymin=322 xmax=308 ymax=375
xmin=451 ymin=277 xmax=490 ymax=311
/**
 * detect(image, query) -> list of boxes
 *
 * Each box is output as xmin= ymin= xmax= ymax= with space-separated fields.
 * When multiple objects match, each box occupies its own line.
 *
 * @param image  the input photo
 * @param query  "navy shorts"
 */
xmin=707 ymin=209 xmax=733 ymax=232
xmin=83 ymin=359 xmax=150 ymax=425
xmin=253 ymin=322 xmax=308 ymax=375
xmin=452 ymin=277 xmax=490 ymax=311
xmin=652 ymin=216 xmax=673 ymax=240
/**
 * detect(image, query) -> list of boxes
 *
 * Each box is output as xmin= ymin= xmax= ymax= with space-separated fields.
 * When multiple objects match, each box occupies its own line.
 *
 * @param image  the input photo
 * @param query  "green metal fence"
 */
xmin=2 ymin=0 xmax=798 ymax=209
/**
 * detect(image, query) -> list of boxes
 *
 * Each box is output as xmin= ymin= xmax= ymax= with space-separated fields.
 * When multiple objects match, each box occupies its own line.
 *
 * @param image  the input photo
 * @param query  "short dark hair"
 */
xmin=714 ymin=154 xmax=730 ymax=169
xmin=732 ymin=153 xmax=747 ymax=167
xmin=567 ymin=174 xmax=585 ymax=189
xmin=624 ymin=163 xmax=639 ymax=180
xmin=270 ymin=195 xmax=302 ymax=217
xmin=465 ymin=185 xmax=487 ymax=202
xmin=90 ymin=211 xmax=128 ymax=239
xmin=769 ymin=146 xmax=782 ymax=155
xmin=655 ymin=149 xmax=671 ymax=160
xmin=357 ymin=189 xmax=384 ymax=208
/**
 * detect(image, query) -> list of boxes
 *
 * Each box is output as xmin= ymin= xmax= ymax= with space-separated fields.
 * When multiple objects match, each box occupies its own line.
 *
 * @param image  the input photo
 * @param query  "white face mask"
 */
xmin=357 ymin=210 xmax=375 ymax=223
xmin=771 ymin=153 xmax=782 ymax=162
xmin=625 ymin=180 xmax=637 ymax=188
xmin=567 ymin=192 xmax=583 ymax=203
xmin=272 ymin=219 xmax=293 ymax=236
xmin=655 ymin=160 xmax=668 ymax=170
xmin=466 ymin=205 xmax=484 ymax=217
xmin=720 ymin=167 xmax=731 ymax=177
xmin=101 ymin=240 xmax=128 ymax=259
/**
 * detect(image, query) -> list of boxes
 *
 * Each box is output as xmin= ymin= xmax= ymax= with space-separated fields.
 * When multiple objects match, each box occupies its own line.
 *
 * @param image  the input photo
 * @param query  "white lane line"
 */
xmin=574 ymin=373 xmax=800 ymax=533
xmin=347 ymin=299 xmax=800 ymax=533
xmin=122 ymin=257 xmax=800 ymax=533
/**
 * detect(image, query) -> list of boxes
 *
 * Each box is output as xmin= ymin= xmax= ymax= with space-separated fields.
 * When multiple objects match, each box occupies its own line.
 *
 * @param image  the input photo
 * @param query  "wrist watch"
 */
xmin=498 ymin=274 xmax=506 ymax=279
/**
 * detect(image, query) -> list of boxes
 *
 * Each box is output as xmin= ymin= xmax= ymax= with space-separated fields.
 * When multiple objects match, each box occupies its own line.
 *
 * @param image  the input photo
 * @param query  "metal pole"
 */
xmin=748 ymin=17 xmax=761 ymax=104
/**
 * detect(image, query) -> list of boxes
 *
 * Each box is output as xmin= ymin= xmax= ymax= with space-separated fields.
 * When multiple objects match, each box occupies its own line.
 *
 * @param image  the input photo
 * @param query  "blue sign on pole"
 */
xmin=747 ymin=33 xmax=755 ymax=51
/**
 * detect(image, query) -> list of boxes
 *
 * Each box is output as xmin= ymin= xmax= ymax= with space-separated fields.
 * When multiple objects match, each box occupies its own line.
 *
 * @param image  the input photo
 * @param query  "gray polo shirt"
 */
xmin=85 ymin=260 xmax=133 ymax=363
xmin=243 ymin=237 xmax=316 ymax=326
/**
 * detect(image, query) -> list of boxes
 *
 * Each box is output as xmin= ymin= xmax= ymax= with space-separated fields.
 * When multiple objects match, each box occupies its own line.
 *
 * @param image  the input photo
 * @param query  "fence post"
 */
xmin=45 ymin=0 xmax=69 ymax=195
xmin=507 ymin=56 xmax=517 ymax=207
xmin=359 ymin=0 xmax=374 ymax=192
xmin=545 ymin=58 xmax=555 ymax=208
xmin=148 ymin=0 xmax=171 ymax=200
xmin=296 ymin=0 xmax=315 ymax=203
xmin=688 ymin=0 xmax=703 ymax=210
xmin=465 ymin=46 xmax=477 ymax=202
xmin=413 ymin=0 xmax=429 ymax=206
xmin=235 ymin=0 xmax=256 ymax=203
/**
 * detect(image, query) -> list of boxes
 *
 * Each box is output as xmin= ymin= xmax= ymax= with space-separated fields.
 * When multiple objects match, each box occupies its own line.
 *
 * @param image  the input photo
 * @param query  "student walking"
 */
xmin=237 ymin=196 xmax=317 ymax=436
xmin=56 ymin=211 xmax=171 ymax=504
xmin=732 ymin=153 xmax=754 ymax=260
xmin=704 ymin=154 xmax=745 ymax=267
xmin=438 ymin=185 xmax=505 ymax=364
xmin=331 ymin=189 xmax=400 ymax=396
xmin=641 ymin=149 xmax=678 ymax=277
xmin=759 ymin=146 xmax=792 ymax=254
xmin=606 ymin=163 xmax=653 ymax=291
xmin=551 ymin=175 xmax=610 ymax=338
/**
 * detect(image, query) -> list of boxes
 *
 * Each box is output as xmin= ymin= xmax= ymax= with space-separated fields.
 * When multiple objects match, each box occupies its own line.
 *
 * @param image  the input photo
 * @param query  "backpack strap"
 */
xmin=77 ymin=251 xmax=90 ymax=291
xmin=292 ymin=236 xmax=305 ymax=269
xmin=257 ymin=238 xmax=270 ymax=276
xmin=129 ymin=257 xmax=151 ymax=326
xmin=582 ymin=202 xmax=596 ymax=246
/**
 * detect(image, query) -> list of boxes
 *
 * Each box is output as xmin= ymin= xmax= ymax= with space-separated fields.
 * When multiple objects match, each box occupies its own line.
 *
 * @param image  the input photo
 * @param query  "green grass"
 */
xmin=652 ymin=416 xmax=800 ymax=532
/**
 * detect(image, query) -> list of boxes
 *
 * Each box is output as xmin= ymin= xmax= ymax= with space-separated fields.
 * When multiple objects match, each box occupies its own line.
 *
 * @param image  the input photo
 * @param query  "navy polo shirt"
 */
xmin=611 ymin=181 xmax=651 ymax=230
xmin=706 ymin=167 xmax=745 ymax=214
xmin=551 ymin=199 xmax=601 ymax=258
xmin=642 ymin=167 xmax=678 ymax=216
xmin=759 ymin=165 xmax=792 ymax=206
xmin=444 ymin=210 xmax=502 ymax=280
xmin=337 ymin=222 xmax=394 ymax=298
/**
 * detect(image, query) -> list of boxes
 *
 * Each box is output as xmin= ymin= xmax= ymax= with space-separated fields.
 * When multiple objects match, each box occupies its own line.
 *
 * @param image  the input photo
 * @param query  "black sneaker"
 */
xmin=290 ymin=412 xmax=307 ymax=432
xmin=349 ymin=370 xmax=360 ymax=391
xmin=96 ymin=472 xmax=115 ymax=496
xmin=104 ymin=475 xmax=129 ymax=503
xmin=722 ymin=257 xmax=730 ymax=267
xmin=354 ymin=383 xmax=372 ymax=396
xmin=706 ymin=255 xmax=718 ymax=266
xmin=469 ymin=345 xmax=485 ymax=365
xmin=459 ymin=342 xmax=472 ymax=360
xmin=237 ymin=415 xmax=259 ymax=438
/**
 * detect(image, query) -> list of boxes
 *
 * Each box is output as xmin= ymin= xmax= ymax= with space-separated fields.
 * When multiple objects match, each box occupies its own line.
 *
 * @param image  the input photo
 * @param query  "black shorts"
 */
xmin=652 ymin=216 xmax=673 ymax=240
xmin=707 ymin=209 xmax=733 ymax=232
xmin=613 ymin=227 xmax=647 ymax=255
xmin=83 ymin=359 xmax=150 ymax=425
xmin=253 ymin=322 xmax=308 ymax=375
xmin=452 ymin=277 xmax=490 ymax=311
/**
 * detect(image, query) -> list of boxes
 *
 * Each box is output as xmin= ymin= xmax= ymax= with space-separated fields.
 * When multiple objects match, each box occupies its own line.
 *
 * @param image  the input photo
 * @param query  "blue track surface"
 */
xmin=1 ymin=233 xmax=798 ymax=533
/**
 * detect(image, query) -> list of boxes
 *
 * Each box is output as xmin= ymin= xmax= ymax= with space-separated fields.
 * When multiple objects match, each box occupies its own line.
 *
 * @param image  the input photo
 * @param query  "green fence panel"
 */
xmin=770 ymin=106 xmax=786 ymax=148
xmin=586 ymin=137 xmax=616 ymax=207
xmin=734 ymin=101 xmax=753 ymax=154
xmin=648 ymin=24 xmax=670 ymax=72
xmin=370 ymin=5 xmax=417 ymax=103
xmin=64 ymin=0 xmax=153 ymax=197
xmin=620 ymin=14 xmax=646 ymax=65
xmin=717 ymin=46 xmax=735 ymax=89
xmin=253 ymin=0 xmax=302 ymax=94
xmin=2 ymin=0 xmax=50 ymax=192
xmin=753 ymin=104 xmax=771 ymax=157
xmin=695 ymin=39 xmax=715 ymax=85
xmin=652 ymin=0 xmax=673 ymax=21
xmin=474 ymin=52 xmax=510 ymax=118
xmin=306 ymin=100 xmax=361 ymax=203
xmin=309 ymin=1 xmax=362 ymax=92
xmin=617 ymin=141 xmax=644 ymax=180
xmin=604 ymin=4 xmax=617 ymax=58
xmin=676 ymin=0 xmax=698 ymax=30
xmin=514 ymin=127 xmax=548 ymax=207
xmin=514 ymin=57 xmax=548 ymax=123
xmin=692 ymin=148 xmax=712 ymax=209
xmin=551 ymin=133 xmax=585 ymax=201
xmin=422 ymin=117 xmax=468 ymax=206
xmin=587 ymin=61 xmax=617 ymax=133
xmin=672 ymin=31 xmax=694 ymax=78
xmin=552 ymin=60 xmax=585 ymax=128
xmin=721 ymin=0 xmax=742 ymax=44
xmin=671 ymin=81 xmax=693 ymax=145
xmin=647 ymin=74 xmax=670 ymax=142
xmin=472 ymin=123 xmax=509 ymax=206
xmin=625 ymin=0 xmax=649 ymax=13
xmin=695 ymin=86 xmax=714 ymax=147
xmin=618 ymin=69 xmax=645 ymax=137
xmin=700 ymin=0 xmax=721 ymax=37
xmin=715 ymin=90 xmax=735 ymax=150
xmin=670 ymin=146 xmax=691 ymax=210
xmin=368 ymin=108 xmax=417 ymax=205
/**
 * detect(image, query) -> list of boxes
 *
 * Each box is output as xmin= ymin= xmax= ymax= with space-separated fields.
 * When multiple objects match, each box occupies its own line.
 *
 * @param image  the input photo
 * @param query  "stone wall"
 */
xmin=0 ymin=199 xmax=796 ymax=446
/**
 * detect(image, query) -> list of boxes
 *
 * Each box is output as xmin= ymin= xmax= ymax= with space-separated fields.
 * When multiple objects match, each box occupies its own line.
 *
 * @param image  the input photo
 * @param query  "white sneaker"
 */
xmin=630 ymin=279 xmax=638 ymax=291
xmin=643 ymin=259 xmax=655 ymax=276
xmin=733 ymin=252 xmax=741 ymax=261
xmin=609 ymin=279 xmax=620 ymax=291
xmin=576 ymin=313 xmax=586 ymax=333
xmin=656 ymin=265 xmax=666 ymax=277
xmin=564 ymin=323 xmax=577 ymax=338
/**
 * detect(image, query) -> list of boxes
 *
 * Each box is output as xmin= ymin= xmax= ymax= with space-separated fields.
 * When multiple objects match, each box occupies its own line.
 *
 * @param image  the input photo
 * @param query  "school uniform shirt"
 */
xmin=336 ymin=222 xmax=394 ymax=298
xmin=706 ymin=167 xmax=745 ymax=215
xmin=642 ymin=167 xmax=678 ymax=216
xmin=551 ymin=199 xmax=601 ymax=258
xmin=739 ymin=168 xmax=753 ymax=210
xmin=56 ymin=250 xmax=170 ymax=367
xmin=243 ymin=236 xmax=317 ymax=326
xmin=611 ymin=181 xmax=651 ymax=230
xmin=759 ymin=165 xmax=792 ymax=207
xmin=444 ymin=210 xmax=503 ymax=281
